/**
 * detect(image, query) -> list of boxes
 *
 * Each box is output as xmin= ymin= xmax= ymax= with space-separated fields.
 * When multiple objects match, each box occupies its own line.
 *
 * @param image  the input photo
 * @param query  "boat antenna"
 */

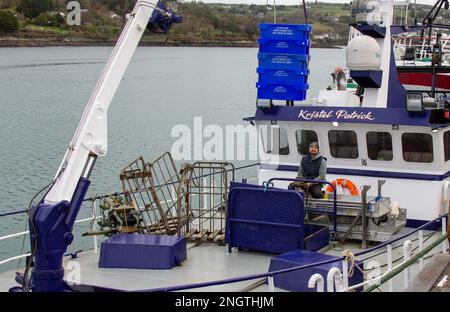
xmin=302 ymin=0 xmax=308 ymax=24
xmin=274 ymin=0 xmax=277 ymax=23
xmin=265 ymin=0 xmax=277 ymax=23
xmin=414 ymin=0 xmax=417 ymax=25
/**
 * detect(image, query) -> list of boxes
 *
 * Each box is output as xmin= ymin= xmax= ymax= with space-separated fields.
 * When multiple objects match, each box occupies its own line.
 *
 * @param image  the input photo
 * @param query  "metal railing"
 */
xmin=0 ymin=162 xmax=260 ymax=269
xmin=130 ymin=214 xmax=448 ymax=292
xmin=0 ymin=206 xmax=102 ymax=267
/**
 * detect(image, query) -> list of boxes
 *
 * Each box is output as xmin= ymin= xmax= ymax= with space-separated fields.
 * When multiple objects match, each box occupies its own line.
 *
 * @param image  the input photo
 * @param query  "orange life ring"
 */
xmin=326 ymin=178 xmax=359 ymax=196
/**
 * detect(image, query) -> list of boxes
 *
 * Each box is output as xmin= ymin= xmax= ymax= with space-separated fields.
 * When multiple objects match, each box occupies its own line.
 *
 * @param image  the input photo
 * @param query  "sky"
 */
xmin=198 ymin=0 xmax=437 ymax=5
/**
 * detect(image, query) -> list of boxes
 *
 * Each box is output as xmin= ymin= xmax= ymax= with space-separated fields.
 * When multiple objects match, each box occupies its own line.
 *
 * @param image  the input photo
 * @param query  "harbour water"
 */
xmin=0 ymin=46 xmax=345 ymax=267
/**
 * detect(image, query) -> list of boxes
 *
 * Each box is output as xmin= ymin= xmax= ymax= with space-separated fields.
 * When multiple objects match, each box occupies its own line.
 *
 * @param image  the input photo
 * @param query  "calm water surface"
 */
xmin=0 ymin=46 xmax=344 ymax=268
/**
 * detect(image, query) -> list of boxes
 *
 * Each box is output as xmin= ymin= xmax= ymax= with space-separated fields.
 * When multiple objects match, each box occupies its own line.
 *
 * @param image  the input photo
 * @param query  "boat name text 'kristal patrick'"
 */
xmin=298 ymin=109 xmax=376 ymax=121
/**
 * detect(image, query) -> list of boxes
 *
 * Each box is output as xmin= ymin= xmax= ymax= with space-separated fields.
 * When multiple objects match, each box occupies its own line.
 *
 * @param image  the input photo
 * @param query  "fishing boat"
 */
xmin=0 ymin=0 xmax=449 ymax=294
xmin=393 ymin=0 xmax=450 ymax=92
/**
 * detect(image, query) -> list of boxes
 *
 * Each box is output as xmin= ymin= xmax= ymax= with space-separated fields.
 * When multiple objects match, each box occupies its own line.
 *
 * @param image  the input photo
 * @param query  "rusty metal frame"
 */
xmin=181 ymin=162 xmax=235 ymax=244
xmin=144 ymin=152 xmax=189 ymax=235
xmin=120 ymin=156 xmax=171 ymax=234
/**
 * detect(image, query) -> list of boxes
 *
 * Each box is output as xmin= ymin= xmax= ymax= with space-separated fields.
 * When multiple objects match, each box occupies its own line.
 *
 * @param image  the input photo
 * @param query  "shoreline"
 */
xmin=0 ymin=36 xmax=341 ymax=49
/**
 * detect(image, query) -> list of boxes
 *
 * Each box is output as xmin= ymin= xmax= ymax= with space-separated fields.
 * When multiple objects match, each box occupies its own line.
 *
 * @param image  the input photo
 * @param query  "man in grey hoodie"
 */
xmin=297 ymin=142 xmax=327 ymax=198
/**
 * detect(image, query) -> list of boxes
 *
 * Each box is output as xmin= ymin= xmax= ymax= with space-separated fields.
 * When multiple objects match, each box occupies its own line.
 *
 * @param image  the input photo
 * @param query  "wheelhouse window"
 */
xmin=445 ymin=131 xmax=450 ymax=162
xmin=260 ymin=126 xmax=290 ymax=155
xmin=366 ymin=132 xmax=393 ymax=161
xmin=402 ymin=133 xmax=434 ymax=163
xmin=296 ymin=130 xmax=318 ymax=155
xmin=328 ymin=130 xmax=359 ymax=159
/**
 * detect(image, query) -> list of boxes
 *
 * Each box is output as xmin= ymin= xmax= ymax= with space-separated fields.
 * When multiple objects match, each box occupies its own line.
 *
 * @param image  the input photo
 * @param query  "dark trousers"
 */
xmin=308 ymin=184 xmax=324 ymax=199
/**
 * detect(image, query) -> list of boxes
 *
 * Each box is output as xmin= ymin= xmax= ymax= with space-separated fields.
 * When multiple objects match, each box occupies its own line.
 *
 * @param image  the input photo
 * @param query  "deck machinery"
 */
xmin=304 ymin=185 xmax=406 ymax=244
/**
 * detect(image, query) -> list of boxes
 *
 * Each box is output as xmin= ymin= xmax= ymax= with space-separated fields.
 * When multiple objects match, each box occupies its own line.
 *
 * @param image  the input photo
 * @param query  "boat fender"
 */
xmin=443 ymin=181 xmax=450 ymax=203
xmin=390 ymin=201 xmax=400 ymax=218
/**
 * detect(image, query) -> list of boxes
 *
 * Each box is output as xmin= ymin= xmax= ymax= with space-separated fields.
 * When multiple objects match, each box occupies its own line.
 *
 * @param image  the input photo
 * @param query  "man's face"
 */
xmin=309 ymin=145 xmax=319 ymax=156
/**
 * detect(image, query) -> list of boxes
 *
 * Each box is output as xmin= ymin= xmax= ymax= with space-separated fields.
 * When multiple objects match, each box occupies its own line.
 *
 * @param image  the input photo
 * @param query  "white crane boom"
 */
xmin=45 ymin=0 xmax=158 ymax=204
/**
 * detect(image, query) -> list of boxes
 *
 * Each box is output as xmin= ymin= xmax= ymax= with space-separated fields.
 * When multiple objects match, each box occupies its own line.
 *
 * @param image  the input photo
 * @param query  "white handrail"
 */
xmin=442 ymin=218 xmax=448 ymax=254
xmin=0 ymin=216 xmax=101 ymax=242
xmin=0 ymin=253 xmax=31 ymax=266
xmin=0 ymin=231 xmax=29 ymax=242
xmin=345 ymin=232 xmax=447 ymax=292
xmin=308 ymin=273 xmax=324 ymax=292
xmin=403 ymin=240 xmax=412 ymax=288
xmin=327 ymin=267 xmax=343 ymax=292
xmin=387 ymin=244 xmax=393 ymax=292
xmin=0 ymin=215 xmax=101 ymax=267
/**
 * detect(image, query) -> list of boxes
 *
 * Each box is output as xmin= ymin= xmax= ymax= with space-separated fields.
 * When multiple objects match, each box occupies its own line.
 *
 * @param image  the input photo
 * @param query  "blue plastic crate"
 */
xmin=259 ymin=23 xmax=311 ymax=41
xmin=257 ymin=82 xmax=309 ymax=101
xmin=258 ymin=53 xmax=308 ymax=70
xmin=99 ymin=234 xmax=187 ymax=270
xmin=258 ymin=38 xmax=310 ymax=55
xmin=257 ymin=67 xmax=309 ymax=85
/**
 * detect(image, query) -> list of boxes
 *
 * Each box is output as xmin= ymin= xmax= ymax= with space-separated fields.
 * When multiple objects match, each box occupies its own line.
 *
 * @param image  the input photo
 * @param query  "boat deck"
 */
xmin=0 ymin=228 xmax=444 ymax=292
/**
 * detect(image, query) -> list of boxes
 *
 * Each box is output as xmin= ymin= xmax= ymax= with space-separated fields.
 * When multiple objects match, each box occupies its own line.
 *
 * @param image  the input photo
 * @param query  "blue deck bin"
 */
xmin=258 ymin=38 xmax=310 ymax=55
xmin=258 ymin=53 xmax=308 ymax=70
xmin=259 ymin=23 xmax=311 ymax=41
xmin=99 ymin=234 xmax=187 ymax=270
xmin=257 ymin=67 xmax=309 ymax=85
xmin=257 ymin=82 xmax=309 ymax=101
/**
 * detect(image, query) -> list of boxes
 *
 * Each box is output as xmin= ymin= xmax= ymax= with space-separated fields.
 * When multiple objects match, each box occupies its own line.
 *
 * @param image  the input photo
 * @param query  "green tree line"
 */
xmin=1 ymin=0 xmax=431 ymax=44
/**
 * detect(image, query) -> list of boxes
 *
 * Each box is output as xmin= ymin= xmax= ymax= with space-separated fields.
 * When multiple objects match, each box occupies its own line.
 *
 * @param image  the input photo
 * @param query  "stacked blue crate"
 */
xmin=257 ymin=23 xmax=311 ymax=102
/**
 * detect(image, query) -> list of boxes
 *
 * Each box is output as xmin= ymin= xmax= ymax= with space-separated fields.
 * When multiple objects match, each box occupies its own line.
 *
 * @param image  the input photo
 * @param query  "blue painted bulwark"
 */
xmin=268 ymin=249 xmax=364 ymax=292
xmin=226 ymin=183 xmax=305 ymax=254
xmin=226 ymin=182 xmax=330 ymax=254
xmin=350 ymin=70 xmax=383 ymax=88
xmin=99 ymin=234 xmax=186 ymax=270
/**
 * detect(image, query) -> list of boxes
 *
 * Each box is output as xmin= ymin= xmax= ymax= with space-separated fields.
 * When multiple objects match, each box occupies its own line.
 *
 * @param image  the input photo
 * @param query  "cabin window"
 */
xmin=402 ymin=133 xmax=434 ymax=163
xmin=260 ymin=126 xmax=290 ymax=155
xmin=328 ymin=130 xmax=359 ymax=159
xmin=296 ymin=130 xmax=318 ymax=155
xmin=445 ymin=131 xmax=450 ymax=162
xmin=366 ymin=132 xmax=393 ymax=161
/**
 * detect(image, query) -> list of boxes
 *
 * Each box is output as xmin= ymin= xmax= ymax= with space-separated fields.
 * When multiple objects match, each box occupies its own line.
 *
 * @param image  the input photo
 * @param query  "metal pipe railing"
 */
xmin=0 ymin=163 xmax=260 ymax=269
xmin=133 ymin=214 xmax=448 ymax=292
xmin=267 ymin=177 xmax=338 ymax=236
xmin=0 ymin=215 xmax=102 ymax=267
